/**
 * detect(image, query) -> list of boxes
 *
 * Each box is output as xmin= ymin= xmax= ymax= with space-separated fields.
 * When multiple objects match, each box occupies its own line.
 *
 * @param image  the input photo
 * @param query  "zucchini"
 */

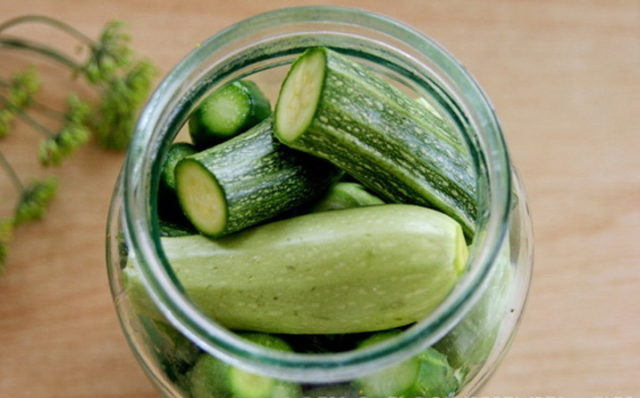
xmin=161 ymin=142 xmax=197 ymax=192
xmin=416 ymin=97 xmax=443 ymax=120
xmin=354 ymin=331 xmax=459 ymax=398
xmin=189 ymin=333 xmax=301 ymax=398
xmin=189 ymin=353 xmax=228 ymax=398
xmin=189 ymin=80 xmax=271 ymax=148
xmin=309 ymin=182 xmax=384 ymax=213
xmin=274 ymin=47 xmax=477 ymax=237
xmin=175 ymin=118 xmax=340 ymax=238
xmin=124 ymin=204 xmax=468 ymax=334
xmin=355 ymin=330 xmax=421 ymax=398
xmin=157 ymin=142 xmax=197 ymax=230
xmin=413 ymin=348 xmax=460 ymax=398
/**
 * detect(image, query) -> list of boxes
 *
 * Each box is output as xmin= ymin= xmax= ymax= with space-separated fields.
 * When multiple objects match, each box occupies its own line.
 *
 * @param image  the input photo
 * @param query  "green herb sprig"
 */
xmin=0 ymin=15 xmax=156 ymax=274
xmin=0 ymin=15 xmax=156 ymax=149
xmin=0 ymin=152 xmax=58 ymax=274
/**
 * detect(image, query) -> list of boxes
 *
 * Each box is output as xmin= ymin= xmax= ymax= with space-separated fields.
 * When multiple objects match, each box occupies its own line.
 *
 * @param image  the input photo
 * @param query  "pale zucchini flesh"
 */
xmin=189 ymin=80 xmax=271 ymax=148
xmin=275 ymin=48 xmax=326 ymax=142
xmin=175 ymin=159 xmax=227 ymax=236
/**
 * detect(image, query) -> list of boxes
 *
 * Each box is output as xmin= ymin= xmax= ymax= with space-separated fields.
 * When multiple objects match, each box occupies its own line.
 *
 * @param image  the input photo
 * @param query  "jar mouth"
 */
xmin=122 ymin=6 xmax=511 ymax=382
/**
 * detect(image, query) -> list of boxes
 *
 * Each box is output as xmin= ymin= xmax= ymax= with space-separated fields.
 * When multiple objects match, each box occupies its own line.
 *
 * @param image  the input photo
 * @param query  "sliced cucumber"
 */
xmin=309 ymin=182 xmax=384 ymax=213
xmin=274 ymin=47 xmax=477 ymax=237
xmin=176 ymin=118 xmax=340 ymax=238
xmin=124 ymin=204 xmax=468 ymax=334
xmin=189 ymin=80 xmax=271 ymax=148
xmin=189 ymin=333 xmax=301 ymax=398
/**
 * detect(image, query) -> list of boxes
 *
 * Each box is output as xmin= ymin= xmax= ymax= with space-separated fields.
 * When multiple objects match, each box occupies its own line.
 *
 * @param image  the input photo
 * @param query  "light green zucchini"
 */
xmin=124 ymin=204 xmax=468 ymax=334
xmin=309 ymin=182 xmax=384 ymax=213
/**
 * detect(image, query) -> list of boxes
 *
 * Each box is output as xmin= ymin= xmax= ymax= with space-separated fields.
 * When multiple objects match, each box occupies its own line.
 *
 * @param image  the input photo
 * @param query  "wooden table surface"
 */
xmin=1 ymin=1 xmax=638 ymax=397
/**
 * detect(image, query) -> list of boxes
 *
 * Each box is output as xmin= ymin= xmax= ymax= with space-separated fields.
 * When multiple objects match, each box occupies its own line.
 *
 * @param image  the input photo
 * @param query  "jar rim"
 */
xmin=122 ymin=5 xmax=512 ymax=382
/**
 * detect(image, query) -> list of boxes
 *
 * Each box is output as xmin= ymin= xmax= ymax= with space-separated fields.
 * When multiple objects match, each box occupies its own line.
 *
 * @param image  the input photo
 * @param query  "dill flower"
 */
xmin=84 ymin=21 xmax=133 ymax=84
xmin=91 ymin=59 xmax=155 ymax=150
xmin=0 ymin=68 xmax=41 ymax=138
xmin=13 ymin=177 xmax=58 ymax=226
xmin=7 ymin=68 xmax=40 ymax=109
xmin=38 ymin=95 xmax=91 ymax=166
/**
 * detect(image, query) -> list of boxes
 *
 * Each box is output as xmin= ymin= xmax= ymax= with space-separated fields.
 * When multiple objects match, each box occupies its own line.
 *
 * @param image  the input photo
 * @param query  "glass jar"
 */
xmin=107 ymin=6 xmax=533 ymax=398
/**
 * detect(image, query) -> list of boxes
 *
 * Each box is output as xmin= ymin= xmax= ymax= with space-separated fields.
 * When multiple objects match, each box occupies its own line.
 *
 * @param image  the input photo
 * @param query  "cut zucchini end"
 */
xmin=161 ymin=142 xmax=197 ymax=191
xmin=175 ymin=159 xmax=227 ymax=236
xmin=201 ymin=82 xmax=252 ymax=136
xmin=274 ymin=47 xmax=327 ymax=143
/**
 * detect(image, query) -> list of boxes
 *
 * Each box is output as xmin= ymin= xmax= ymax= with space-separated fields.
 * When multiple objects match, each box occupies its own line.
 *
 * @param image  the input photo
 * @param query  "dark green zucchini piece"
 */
xmin=189 ymin=333 xmax=301 ymax=398
xmin=175 ymin=118 xmax=340 ymax=238
xmin=189 ymin=80 xmax=271 ymax=148
xmin=274 ymin=47 xmax=477 ymax=237
xmin=161 ymin=142 xmax=197 ymax=192
xmin=157 ymin=142 xmax=197 ymax=232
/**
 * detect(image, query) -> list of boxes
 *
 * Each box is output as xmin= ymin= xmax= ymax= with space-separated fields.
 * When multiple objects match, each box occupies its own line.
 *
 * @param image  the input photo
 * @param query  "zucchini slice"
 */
xmin=189 ymin=79 xmax=271 ymax=148
xmin=175 ymin=118 xmax=340 ymax=237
